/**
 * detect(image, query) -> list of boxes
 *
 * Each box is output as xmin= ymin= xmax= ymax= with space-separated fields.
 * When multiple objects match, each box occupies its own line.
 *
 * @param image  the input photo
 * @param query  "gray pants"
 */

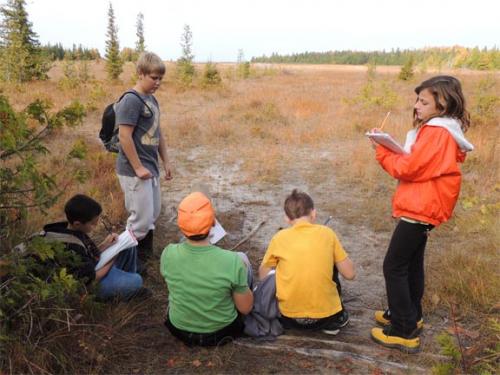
xmin=118 ymin=175 xmax=161 ymax=240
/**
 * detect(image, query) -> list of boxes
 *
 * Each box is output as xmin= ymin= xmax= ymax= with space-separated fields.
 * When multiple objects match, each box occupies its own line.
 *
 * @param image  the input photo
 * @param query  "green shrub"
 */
xmin=77 ymin=60 xmax=93 ymax=83
xmin=58 ymin=59 xmax=80 ymax=89
xmin=86 ymin=83 xmax=108 ymax=112
xmin=471 ymin=76 xmax=499 ymax=125
xmin=346 ymin=78 xmax=399 ymax=110
xmin=201 ymin=62 xmax=222 ymax=87
xmin=238 ymin=61 xmax=251 ymax=79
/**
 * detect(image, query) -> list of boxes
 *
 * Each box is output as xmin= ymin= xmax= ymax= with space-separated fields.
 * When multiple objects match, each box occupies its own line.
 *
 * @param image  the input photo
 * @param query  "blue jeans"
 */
xmin=98 ymin=246 xmax=143 ymax=300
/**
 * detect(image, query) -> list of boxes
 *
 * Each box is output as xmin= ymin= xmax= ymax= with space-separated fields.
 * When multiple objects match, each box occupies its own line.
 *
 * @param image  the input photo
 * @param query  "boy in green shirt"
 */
xmin=160 ymin=192 xmax=253 ymax=346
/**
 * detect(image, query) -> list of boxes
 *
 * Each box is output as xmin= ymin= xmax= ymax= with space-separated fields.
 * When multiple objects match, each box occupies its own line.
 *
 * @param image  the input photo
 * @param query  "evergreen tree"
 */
xmin=104 ymin=2 xmax=123 ymax=80
xmin=201 ymin=61 xmax=221 ymax=87
xmin=135 ymin=12 xmax=145 ymax=56
xmin=0 ymin=0 xmax=50 ymax=82
xmin=0 ymin=95 xmax=86 ymax=243
xmin=237 ymin=49 xmax=250 ymax=79
xmin=398 ymin=56 xmax=415 ymax=81
xmin=175 ymin=24 xmax=195 ymax=86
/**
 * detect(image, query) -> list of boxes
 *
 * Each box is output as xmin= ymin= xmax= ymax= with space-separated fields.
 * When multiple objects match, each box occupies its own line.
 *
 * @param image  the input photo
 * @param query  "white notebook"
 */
xmin=95 ymin=229 xmax=138 ymax=271
xmin=179 ymin=219 xmax=227 ymax=244
xmin=366 ymin=132 xmax=408 ymax=155
xmin=209 ymin=219 xmax=227 ymax=244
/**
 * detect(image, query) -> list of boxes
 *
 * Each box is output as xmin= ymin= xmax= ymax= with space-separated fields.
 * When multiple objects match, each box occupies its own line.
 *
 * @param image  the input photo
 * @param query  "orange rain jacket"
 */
xmin=376 ymin=125 xmax=466 ymax=227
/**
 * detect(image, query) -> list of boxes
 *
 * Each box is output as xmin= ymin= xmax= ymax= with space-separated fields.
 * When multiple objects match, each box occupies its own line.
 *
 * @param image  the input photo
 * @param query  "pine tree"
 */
xmin=201 ymin=61 xmax=221 ymax=87
xmin=398 ymin=56 xmax=415 ymax=81
xmin=135 ymin=12 xmax=145 ymax=56
xmin=237 ymin=49 xmax=250 ymax=79
xmin=175 ymin=24 xmax=195 ymax=86
xmin=0 ymin=0 xmax=50 ymax=82
xmin=104 ymin=2 xmax=123 ymax=80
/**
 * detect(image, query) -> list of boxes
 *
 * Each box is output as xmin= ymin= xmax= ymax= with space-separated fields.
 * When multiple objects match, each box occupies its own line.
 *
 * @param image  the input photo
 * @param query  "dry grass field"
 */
xmin=1 ymin=61 xmax=498 ymax=373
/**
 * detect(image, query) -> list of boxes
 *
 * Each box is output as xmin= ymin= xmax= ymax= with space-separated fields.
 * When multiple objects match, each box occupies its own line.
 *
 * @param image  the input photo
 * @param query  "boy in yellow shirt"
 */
xmin=259 ymin=189 xmax=355 ymax=334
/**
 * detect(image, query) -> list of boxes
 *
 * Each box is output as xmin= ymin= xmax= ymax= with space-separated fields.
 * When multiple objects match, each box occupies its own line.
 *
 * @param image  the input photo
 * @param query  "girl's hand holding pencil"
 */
xmin=366 ymin=112 xmax=407 ymax=155
xmin=368 ymin=112 xmax=391 ymax=149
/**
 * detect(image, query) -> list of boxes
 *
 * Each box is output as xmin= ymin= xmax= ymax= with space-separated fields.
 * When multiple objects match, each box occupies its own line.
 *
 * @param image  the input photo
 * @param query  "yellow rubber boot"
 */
xmin=374 ymin=310 xmax=424 ymax=331
xmin=370 ymin=327 xmax=420 ymax=354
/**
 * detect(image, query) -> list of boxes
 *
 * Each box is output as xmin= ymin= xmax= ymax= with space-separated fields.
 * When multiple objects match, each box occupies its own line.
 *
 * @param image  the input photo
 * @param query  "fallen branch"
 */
xmin=231 ymin=220 xmax=266 ymax=250
xmin=168 ymin=206 xmax=178 ymax=222
xmin=235 ymin=340 xmax=427 ymax=373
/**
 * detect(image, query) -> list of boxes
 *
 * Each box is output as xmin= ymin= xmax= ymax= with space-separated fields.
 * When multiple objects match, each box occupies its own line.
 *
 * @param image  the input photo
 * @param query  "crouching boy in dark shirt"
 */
xmin=43 ymin=194 xmax=143 ymax=301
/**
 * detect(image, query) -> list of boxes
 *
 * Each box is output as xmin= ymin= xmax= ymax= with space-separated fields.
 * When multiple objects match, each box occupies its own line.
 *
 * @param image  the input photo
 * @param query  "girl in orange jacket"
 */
xmin=370 ymin=76 xmax=473 ymax=353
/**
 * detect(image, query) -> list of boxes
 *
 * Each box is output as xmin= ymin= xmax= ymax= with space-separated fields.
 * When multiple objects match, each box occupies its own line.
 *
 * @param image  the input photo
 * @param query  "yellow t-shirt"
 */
xmin=262 ymin=221 xmax=348 ymax=318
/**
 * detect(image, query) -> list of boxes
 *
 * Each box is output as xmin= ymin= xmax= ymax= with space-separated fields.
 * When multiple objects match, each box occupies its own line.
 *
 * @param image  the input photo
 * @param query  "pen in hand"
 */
xmin=101 ymin=215 xmax=113 ymax=235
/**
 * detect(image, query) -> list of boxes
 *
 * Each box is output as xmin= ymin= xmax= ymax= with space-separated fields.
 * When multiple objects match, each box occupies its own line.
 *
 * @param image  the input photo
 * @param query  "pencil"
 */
xmin=379 ymin=111 xmax=391 ymax=131
xmin=100 ymin=216 xmax=113 ymax=235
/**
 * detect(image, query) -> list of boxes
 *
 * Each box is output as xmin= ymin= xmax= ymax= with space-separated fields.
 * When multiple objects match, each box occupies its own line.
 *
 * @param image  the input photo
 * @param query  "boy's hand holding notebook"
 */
xmin=95 ymin=229 xmax=138 ymax=271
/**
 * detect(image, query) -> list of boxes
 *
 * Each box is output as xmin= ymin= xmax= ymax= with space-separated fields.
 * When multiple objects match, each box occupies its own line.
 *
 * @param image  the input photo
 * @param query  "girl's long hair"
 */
xmin=413 ymin=75 xmax=471 ymax=132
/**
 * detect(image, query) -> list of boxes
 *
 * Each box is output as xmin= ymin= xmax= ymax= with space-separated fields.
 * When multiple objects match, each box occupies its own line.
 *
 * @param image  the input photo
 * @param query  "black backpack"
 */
xmin=99 ymin=91 xmax=154 ymax=153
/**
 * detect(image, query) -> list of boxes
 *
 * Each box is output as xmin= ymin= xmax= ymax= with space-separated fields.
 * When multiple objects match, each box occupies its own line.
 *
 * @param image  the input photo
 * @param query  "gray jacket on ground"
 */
xmin=244 ymin=272 xmax=283 ymax=339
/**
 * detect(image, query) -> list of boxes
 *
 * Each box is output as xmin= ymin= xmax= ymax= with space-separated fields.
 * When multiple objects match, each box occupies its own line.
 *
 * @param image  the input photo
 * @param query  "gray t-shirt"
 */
xmin=115 ymin=91 xmax=161 ymax=177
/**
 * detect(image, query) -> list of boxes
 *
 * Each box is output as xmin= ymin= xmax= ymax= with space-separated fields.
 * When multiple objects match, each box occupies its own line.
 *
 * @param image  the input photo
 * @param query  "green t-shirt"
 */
xmin=160 ymin=242 xmax=249 ymax=333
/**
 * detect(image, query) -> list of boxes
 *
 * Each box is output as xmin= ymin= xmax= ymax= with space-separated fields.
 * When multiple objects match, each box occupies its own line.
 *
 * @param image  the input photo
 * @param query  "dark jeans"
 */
xmin=164 ymin=315 xmax=244 ymax=347
xmin=383 ymin=220 xmax=433 ymax=335
xmin=280 ymin=309 xmax=346 ymax=331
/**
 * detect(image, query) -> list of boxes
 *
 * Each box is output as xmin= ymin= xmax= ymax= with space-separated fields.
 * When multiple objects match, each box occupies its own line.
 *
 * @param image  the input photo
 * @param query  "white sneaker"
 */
xmin=322 ymin=328 xmax=340 ymax=335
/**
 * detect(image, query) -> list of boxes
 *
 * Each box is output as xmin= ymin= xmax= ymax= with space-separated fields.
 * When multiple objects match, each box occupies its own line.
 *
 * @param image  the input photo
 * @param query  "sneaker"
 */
xmin=322 ymin=310 xmax=350 ymax=335
xmin=374 ymin=310 xmax=424 ymax=331
xmin=322 ymin=328 xmax=340 ymax=335
xmin=370 ymin=325 xmax=420 ymax=354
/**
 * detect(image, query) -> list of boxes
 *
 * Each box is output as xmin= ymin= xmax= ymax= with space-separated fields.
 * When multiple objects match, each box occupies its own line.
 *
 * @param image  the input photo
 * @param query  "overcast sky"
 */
xmin=25 ymin=0 xmax=500 ymax=62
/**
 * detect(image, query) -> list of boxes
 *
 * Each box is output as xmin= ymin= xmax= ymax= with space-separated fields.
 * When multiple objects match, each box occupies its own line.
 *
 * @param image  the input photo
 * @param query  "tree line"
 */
xmin=251 ymin=47 xmax=500 ymax=71
xmin=0 ymin=0 xmax=147 ymax=82
xmin=0 ymin=0 xmax=218 ymax=83
xmin=41 ymin=43 xmax=101 ymax=61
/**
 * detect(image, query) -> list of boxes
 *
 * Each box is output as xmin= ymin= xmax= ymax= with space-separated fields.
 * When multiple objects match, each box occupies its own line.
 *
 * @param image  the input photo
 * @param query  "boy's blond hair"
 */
xmin=136 ymin=52 xmax=166 ymax=76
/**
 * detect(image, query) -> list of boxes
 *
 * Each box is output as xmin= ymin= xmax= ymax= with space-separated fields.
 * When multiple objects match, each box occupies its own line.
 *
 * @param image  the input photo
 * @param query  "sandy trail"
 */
xmin=114 ymin=142 xmax=449 ymax=374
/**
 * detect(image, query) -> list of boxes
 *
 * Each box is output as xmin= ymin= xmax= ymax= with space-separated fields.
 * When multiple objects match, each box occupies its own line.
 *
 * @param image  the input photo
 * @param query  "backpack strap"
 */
xmin=118 ymin=90 xmax=155 ymax=118
xmin=13 ymin=231 xmax=86 ymax=255
xmin=43 ymin=231 xmax=86 ymax=248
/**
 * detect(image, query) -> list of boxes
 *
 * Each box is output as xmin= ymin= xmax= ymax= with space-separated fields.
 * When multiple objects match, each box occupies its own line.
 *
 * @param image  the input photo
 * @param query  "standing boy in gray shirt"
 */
xmin=115 ymin=52 xmax=172 ymax=261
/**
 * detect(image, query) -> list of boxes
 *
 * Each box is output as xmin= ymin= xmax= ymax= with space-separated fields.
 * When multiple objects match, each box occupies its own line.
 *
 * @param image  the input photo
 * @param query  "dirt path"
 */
xmin=113 ymin=143 xmax=448 ymax=374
